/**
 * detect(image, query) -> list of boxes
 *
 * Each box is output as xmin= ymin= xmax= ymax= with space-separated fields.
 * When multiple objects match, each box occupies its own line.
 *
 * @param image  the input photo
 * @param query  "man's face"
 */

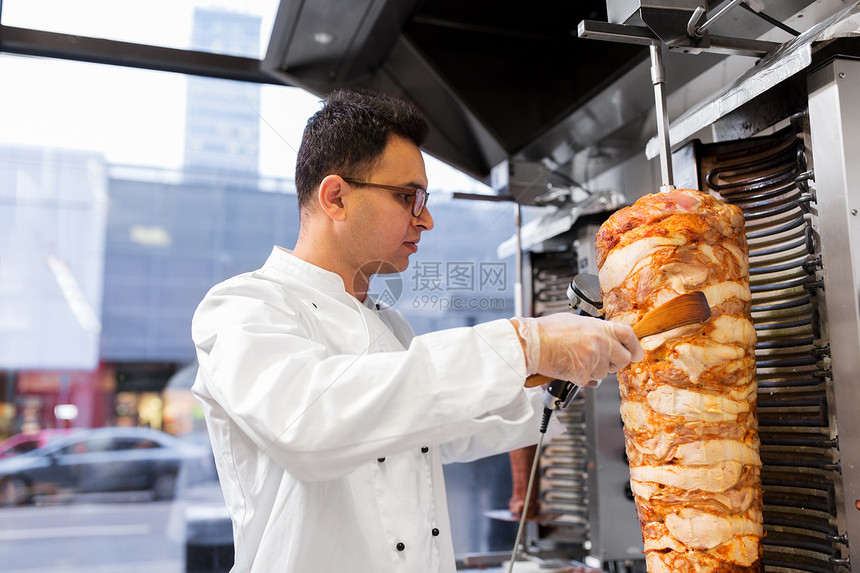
xmin=346 ymin=135 xmax=434 ymax=276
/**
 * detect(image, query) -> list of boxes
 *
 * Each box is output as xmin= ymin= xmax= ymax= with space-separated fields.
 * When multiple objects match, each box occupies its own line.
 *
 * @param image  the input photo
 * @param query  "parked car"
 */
xmin=0 ymin=426 xmax=212 ymax=506
xmin=0 ymin=428 xmax=76 ymax=459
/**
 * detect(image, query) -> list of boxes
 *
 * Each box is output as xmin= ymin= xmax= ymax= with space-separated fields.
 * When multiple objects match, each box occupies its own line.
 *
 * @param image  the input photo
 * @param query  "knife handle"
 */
xmin=525 ymin=374 xmax=554 ymax=388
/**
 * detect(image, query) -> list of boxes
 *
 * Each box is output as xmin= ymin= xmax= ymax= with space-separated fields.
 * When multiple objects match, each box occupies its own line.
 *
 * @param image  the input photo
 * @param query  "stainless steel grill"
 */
xmin=531 ymin=250 xmax=579 ymax=318
xmin=699 ymin=125 xmax=847 ymax=572
xmin=540 ymin=404 xmax=590 ymax=535
xmin=528 ymin=248 xmax=589 ymax=557
xmin=511 ymin=33 xmax=860 ymax=573
xmin=522 ymin=117 xmax=856 ymax=572
xmin=528 ymin=250 xmax=592 ymax=544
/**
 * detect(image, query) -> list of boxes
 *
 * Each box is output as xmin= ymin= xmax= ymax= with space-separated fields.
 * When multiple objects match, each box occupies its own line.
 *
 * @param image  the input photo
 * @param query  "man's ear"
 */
xmin=317 ymin=175 xmax=348 ymax=222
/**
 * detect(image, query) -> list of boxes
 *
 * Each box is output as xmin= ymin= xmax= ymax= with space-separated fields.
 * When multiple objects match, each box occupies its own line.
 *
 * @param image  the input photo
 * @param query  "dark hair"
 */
xmin=295 ymin=88 xmax=429 ymax=212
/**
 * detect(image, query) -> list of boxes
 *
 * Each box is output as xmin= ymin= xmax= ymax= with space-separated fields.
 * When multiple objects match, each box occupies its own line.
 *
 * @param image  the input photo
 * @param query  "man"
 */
xmin=191 ymin=89 xmax=642 ymax=572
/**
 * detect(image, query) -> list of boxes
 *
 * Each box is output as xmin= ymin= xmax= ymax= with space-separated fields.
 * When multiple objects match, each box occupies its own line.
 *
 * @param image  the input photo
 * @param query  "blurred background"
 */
xmin=0 ymin=2 xmax=526 ymax=571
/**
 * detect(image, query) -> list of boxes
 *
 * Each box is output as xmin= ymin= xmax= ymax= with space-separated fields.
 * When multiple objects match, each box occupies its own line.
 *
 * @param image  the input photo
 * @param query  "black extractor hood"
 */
xmin=261 ymin=0 xmax=824 ymax=194
xmin=261 ymin=0 xmax=645 ymax=183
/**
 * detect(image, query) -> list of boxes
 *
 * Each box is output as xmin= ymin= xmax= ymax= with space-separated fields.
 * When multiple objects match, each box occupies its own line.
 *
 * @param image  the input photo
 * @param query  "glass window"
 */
xmin=112 ymin=438 xmax=160 ymax=451
xmin=2 ymin=440 xmax=38 ymax=456
xmin=59 ymin=439 xmax=97 ymax=455
xmin=1 ymin=0 xmax=281 ymax=58
xmin=0 ymin=9 xmax=513 ymax=569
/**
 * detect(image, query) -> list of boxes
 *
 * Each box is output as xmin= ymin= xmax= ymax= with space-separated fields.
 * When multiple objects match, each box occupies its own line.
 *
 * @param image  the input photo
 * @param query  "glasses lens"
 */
xmin=413 ymin=189 xmax=427 ymax=217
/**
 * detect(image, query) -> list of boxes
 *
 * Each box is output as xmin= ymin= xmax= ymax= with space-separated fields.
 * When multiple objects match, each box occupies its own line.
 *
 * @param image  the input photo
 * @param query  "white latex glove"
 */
xmin=513 ymin=314 xmax=644 ymax=386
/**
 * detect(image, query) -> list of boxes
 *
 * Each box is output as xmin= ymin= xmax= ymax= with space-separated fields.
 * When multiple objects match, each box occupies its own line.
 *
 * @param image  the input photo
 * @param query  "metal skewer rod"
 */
xmin=649 ymin=43 xmax=674 ymax=192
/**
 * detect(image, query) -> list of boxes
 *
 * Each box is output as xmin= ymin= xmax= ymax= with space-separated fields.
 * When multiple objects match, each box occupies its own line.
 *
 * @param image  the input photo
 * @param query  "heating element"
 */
xmin=699 ymin=124 xmax=847 ymax=572
xmin=529 ymin=250 xmax=593 ymax=546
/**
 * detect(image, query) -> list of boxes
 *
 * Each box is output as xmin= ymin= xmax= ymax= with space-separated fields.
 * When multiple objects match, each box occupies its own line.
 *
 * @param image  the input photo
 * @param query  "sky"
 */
xmin=0 ymin=0 xmax=492 ymax=194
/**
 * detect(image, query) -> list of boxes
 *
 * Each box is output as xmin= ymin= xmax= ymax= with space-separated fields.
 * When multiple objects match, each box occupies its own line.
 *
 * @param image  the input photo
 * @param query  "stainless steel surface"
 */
xmin=608 ymin=0 xmax=647 ymax=24
xmin=639 ymin=0 xmax=707 ymax=47
xmin=572 ymin=274 xmax=601 ymax=303
xmin=496 ymin=190 xmax=626 ymax=258
xmin=686 ymin=6 xmax=706 ymax=38
xmin=529 ymin=0 xmax=822 ymax=200
xmin=808 ymin=57 xmax=860 ymax=571
xmin=262 ymin=0 xmax=418 ymax=84
xmin=578 ymin=19 xmax=661 ymax=46
xmin=526 ymin=249 xmax=592 ymax=563
xmin=644 ymin=1 xmax=860 ymax=159
xmin=577 ymin=19 xmax=778 ymax=56
xmin=539 ymin=402 xmax=589 ymax=532
xmin=607 ymin=0 xmax=707 ymax=46
xmin=694 ymin=0 xmax=743 ymax=36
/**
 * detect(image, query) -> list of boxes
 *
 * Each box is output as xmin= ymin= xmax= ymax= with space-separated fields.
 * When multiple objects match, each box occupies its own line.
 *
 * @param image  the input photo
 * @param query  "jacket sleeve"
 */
xmin=438 ymin=387 xmax=566 ymax=464
xmin=192 ymin=277 xmax=538 ymax=482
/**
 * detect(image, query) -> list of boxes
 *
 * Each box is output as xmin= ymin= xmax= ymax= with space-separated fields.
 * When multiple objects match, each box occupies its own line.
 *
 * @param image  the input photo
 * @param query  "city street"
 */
xmin=0 ymin=496 xmax=199 ymax=573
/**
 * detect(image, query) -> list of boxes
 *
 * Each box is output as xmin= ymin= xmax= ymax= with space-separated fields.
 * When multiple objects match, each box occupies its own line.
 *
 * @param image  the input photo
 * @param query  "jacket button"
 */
xmin=377 ymin=457 xmax=385 ymax=463
xmin=431 ymin=528 xmax=440 ymax=537
xmin=396 ymin=542 xmax=405 ymax=551
xmin=421 ymin=446 xmax=429 ymax=453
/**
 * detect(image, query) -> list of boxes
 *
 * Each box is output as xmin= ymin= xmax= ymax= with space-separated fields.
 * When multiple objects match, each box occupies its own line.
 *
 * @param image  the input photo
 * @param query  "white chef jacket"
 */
xmin=191 ymin=246 xmax=562 ymax=573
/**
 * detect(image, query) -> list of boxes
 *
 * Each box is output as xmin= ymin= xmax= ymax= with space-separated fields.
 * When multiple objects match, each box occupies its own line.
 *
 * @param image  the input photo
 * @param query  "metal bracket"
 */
xmin=692 ymin=0 xmax=744 ymax=37
xmin=577 ymin=20 xmax=779 ymax=57
xmin=577 ymin=10 xmax=782 ymax=189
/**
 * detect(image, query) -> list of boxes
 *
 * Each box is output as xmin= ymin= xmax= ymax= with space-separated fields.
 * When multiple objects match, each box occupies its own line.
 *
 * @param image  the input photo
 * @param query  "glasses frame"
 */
xmin=341 ymin=177 xmax=428 ymax=218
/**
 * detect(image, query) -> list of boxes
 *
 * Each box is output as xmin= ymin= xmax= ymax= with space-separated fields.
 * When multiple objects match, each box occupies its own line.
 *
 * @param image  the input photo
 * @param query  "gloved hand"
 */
xmin=513 ymin=314 xmax=644 ymax=386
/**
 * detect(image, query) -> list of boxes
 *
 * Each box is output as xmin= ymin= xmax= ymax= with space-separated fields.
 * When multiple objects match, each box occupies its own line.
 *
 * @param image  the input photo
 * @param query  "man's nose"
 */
xmin=417 ymin=206 xmax=434 ymax=230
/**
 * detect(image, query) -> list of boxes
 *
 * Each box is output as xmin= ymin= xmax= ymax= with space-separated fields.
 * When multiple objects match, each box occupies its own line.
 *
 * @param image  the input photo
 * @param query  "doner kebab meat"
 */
xmin=595 ymin=188 xmax=762 ymax=572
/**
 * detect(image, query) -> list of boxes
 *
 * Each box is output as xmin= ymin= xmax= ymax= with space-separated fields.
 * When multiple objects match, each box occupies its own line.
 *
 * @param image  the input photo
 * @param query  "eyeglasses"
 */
xmin=341 ymin=177 xmax=428 ymax=218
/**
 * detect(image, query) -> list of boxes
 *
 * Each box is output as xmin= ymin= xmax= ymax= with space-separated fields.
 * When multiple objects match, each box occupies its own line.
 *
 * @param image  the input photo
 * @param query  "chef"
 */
xmin=191 ymin=88 xmax=642 ymax=573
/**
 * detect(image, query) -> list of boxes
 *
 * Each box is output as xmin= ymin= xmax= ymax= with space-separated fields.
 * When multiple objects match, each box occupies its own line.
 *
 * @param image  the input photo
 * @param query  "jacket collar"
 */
xmin=265 ymin=247 xmax=388 ymax=311
xmin=265 ymin=246 xmax=348 ymax=293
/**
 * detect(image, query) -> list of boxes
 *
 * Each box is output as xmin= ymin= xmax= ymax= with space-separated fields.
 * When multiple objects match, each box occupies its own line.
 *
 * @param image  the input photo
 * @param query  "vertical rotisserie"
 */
xmin=595 ymin=188 xmax=762 ymax=572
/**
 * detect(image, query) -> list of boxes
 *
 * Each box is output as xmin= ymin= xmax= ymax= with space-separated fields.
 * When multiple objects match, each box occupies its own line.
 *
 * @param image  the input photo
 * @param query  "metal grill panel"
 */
xmin=700 ymin=124 xmax=847 ymax=573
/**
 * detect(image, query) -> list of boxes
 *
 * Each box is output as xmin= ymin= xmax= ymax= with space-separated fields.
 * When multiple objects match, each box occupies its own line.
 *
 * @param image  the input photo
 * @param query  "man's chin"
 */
xmin=378 ymin=260 xmax=407 ymax=274
xmin=360 ymin=259 xmax=404 ymax=276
